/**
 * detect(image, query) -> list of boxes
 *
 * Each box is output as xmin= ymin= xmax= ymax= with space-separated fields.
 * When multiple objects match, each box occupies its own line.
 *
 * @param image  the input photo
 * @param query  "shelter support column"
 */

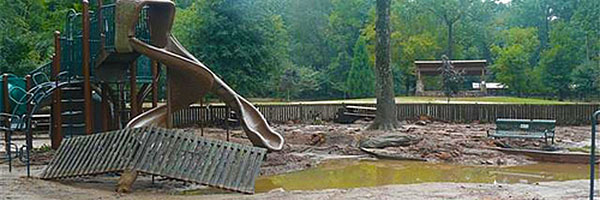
xmin=480 ymin=68 xmax=487 ymax=94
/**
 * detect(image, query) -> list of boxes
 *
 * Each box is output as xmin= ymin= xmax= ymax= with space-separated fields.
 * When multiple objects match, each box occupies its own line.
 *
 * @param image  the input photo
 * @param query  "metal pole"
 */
xmin=130 ymin=61 xmax=138 ymax=118
xmin=97 ymin=0 xmax=104 ymax=50
xmin=591 ymin=110 xmax=600 ymax=200
xmin=2 ymin=74 xmax=11 ymax=172
xmin=118 ymin=83 xmax=124 ymax=129
xmin=101 ymin=83 xmax=110 ymax=131
xmin=166 ymin=68 xmax=173 ymax=128
xmin=200 ymin=99 xmax=204 ymax=137
xmin=25 ymin=75 xmax=32 ymax=177
xmin=151 ymin=60 xmax=158 ymax=108
xmin=226 ymin=107 xmax=230 ymax=142
xmin=51 ymin=31 xmax=62 ymax=149
xmin=82 ymin=0 xmax=93 ymax=135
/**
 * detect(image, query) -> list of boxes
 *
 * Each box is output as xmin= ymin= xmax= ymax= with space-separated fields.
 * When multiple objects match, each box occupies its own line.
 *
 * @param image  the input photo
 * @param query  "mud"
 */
xmin=189 ymin=120 xmax=594 ymax=175
xmin=1 ymin=121 xmax=596 ymax=199
xmin=0 ymin=165 xmax=594 ymax=200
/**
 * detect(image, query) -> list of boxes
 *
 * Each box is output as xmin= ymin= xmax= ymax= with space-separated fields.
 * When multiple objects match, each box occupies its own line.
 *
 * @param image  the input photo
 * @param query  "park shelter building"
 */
xmin=414 ymin=60 xmax=487 ymax=96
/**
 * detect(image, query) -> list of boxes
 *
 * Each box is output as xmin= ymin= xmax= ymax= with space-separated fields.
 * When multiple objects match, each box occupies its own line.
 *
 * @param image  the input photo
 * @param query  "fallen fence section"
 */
xmin=40 ymin=127 xmax=267 ymax=194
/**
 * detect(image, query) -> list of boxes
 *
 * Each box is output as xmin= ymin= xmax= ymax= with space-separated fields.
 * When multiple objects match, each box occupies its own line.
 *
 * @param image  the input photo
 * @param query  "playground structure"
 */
xmin=1 ymin=0 xmax=284 ymax=193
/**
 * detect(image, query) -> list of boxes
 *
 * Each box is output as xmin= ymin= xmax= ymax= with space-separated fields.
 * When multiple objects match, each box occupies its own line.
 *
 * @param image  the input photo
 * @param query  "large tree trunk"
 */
xmin=369 ymin=0 xmax=400 ymax=130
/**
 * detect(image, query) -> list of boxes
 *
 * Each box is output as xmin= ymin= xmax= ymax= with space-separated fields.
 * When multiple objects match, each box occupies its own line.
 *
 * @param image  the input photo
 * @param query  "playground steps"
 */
xmin=59 ymin=82 xmax=87 ymax=136
xmin=54 ymin=81 xmax=106 ymax=136
xmin=40 ymin=126 xmax=267 ymax=194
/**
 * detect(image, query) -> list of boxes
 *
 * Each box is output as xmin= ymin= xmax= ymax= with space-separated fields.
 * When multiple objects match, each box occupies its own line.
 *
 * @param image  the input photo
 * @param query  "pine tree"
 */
xmin=346 ymin=37 xmax=375 ymax=98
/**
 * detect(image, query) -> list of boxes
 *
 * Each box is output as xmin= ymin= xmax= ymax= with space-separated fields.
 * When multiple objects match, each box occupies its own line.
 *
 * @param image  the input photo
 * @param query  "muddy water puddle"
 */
xmin=255 ymin=159 xmax=595 ymax=193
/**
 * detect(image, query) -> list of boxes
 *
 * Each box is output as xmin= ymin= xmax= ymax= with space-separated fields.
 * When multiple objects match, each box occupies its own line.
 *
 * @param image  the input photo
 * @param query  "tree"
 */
xmin=571 ymin=61 xmax=600 ymax=100
xmin=278 ymin=66 xmax=319 ymax=101
xmin=346 ymin=37 xmax=375 ymax=98
xmin=422 ymin=0 xmax=469 ymax=59
xmin=572 ymin=0 xmax=600 ymax=61
xmin=369 ymin=0 xmax=400 ymax=130
xmin=173 ymin=0 xmax=290 ymax=97
xmin=539 ymin=21 xmax=585 ymax=100
xmin=439 ymin=55 xmax=464 ymax=101
xmin=284 ymin=0 xmax=333 ymax=71
xmin=0 ymin=0 xmax=77 ymax=75
xmin=490 ymin=27 xmax=540 ymax=95
xmin=324 ymin=0 xmax=374 ymax=98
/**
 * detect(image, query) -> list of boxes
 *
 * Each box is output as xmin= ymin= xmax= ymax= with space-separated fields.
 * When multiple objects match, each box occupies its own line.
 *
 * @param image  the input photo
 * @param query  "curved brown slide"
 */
xmin=126 ymin=36 xmax=284 ymax=151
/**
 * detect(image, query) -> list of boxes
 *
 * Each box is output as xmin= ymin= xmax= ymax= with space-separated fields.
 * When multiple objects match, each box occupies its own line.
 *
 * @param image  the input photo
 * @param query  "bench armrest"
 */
xmin=544 ymin=130 xmax=555 ymax=137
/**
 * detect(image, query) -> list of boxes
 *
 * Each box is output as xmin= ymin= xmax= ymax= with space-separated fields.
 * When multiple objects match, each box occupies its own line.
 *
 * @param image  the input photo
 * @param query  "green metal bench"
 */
xmin=487 ymin=118 xmax=556 ymax=144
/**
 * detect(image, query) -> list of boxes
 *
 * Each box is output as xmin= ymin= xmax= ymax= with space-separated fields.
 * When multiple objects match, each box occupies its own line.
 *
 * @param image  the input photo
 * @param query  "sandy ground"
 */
xmin=1 ymin=121 xmax=598 ymax=199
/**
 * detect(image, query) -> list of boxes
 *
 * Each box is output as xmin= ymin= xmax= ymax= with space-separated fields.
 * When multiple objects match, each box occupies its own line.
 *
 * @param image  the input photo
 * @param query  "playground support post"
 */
xmin=82 ymin=0 xmax=93 ymax=135
xmin=51 ymin=31 xmax=62 ymax=149
xmin=590 ymin=110 xmax=600 ymax=200
xmin=130 ymin=61 xmax=138 ymax=118
xmin=25 ymin=75 xmax=32 ymax=177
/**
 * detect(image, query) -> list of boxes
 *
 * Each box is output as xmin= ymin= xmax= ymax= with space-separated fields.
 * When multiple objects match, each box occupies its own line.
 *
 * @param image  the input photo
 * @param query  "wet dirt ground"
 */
xmin=0 ymin=165 xmax=595 ymax=200
xmin=1 ymin=120 xmax=597 ymax=199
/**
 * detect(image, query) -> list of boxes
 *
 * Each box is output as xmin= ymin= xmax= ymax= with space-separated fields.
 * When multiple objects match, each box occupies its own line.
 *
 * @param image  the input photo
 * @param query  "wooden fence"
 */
xmin=172 ymin=103 xmax=600 ymax=127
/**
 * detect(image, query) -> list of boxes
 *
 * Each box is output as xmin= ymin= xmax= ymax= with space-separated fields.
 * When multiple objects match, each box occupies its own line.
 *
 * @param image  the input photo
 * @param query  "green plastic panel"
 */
xmin=0 ymin=74 xmax=27 ymax=115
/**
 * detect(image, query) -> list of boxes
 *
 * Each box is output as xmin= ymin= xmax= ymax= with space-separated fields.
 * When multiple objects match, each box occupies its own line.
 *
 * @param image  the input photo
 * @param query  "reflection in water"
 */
xmin=255 ymin=159 xmax=595 ymax=193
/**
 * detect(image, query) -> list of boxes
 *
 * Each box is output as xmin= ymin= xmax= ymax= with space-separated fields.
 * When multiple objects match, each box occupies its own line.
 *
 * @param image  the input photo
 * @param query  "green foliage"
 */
xmin=346 ymin=37 xmax=375 ymax=98
xmin=278 ymin=65 xmax=319 ymax=101
xmin=571 ymin=61 xmax=600 ymax=99
xmin=0 ymin=0 xmax=79 ymax=76
xmin=572 ymin=0 xmax=600 ymax=61
xmin=173 ymin=0 xmax=288 ymax=97
xmin=284 ymin=0 xmax=333 ymax=70
xmin=539 ymin=21 xmax=585 ymax=99
xmin=0 ymin=0 xmax=597 ymax=101
xmin=491 ymin=27 xmax=540 ymax=95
